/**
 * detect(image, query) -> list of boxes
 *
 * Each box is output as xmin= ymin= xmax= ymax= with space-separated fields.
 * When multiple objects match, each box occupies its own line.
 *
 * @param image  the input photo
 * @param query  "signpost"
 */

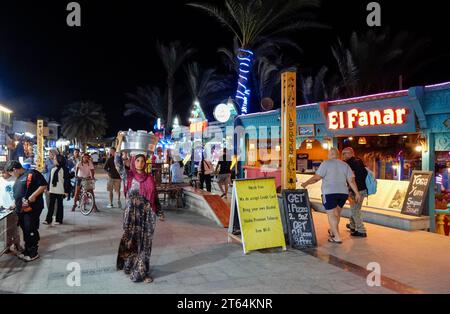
xmin=228 ymin=178 xmax=286 ymax=254
xmin=36 ymin=119 xmax=44 ymax=172
xmin=282 ymin=190 xmax=317 ymax=249
xmin=401 ymin=171 xmax=433 ymax=217
xmin=281 ymin=71 xmax=297 ymax=190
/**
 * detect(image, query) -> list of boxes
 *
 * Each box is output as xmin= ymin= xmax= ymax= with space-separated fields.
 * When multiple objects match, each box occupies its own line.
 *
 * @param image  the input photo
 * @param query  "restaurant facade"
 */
xmin=235 ymin=82 xmax=450 ymax=233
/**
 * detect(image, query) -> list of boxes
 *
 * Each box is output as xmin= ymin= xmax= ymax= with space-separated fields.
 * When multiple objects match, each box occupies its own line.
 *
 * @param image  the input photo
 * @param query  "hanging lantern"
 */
xmin=358 ymin=137 xmax=367 ymax=145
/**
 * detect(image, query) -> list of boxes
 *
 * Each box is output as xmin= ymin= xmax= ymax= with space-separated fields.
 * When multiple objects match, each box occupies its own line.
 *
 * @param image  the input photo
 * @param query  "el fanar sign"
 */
xmin=328 ymin=108 xmax=407 ymax=130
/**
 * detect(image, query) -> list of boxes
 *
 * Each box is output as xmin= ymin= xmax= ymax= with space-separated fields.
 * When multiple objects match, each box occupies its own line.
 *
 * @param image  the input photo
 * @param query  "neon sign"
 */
xmin=328 ymin=108 xmax=407 ymax=130
xmin=190 ymin=121 xmax=208 ymax=134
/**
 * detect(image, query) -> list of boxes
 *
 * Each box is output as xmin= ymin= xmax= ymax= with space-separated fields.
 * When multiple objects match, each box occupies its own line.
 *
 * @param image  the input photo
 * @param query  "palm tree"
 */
xmin=188 ymin=0 xmax=322 ymax=114
xmin=124 ymin=86 xmax=167 ymax=125
xmin=185 ymin=62 xmax=235 ymax=115
xmin=61 ymin=101 xmax=108 ymax=150
xmin=156 ymin=41 xmax=196 ymax=129
xmin=331 ymin=29 xmax=434 ymax=98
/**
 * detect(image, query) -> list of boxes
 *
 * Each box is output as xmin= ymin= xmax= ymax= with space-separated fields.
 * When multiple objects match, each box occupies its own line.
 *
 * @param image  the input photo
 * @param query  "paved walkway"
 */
xmin=1 ymin=171 xmax=448 ymax=294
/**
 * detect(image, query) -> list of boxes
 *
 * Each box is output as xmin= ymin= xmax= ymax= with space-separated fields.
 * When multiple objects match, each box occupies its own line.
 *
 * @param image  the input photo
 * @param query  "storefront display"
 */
xmin=236 ymin=82 xmax=450 ymax=232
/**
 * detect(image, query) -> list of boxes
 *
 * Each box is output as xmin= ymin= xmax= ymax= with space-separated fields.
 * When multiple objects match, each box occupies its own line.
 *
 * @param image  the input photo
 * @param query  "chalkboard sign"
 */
xmin=282 ymin=190 xmax=317 ymax=249
xmin=401 ymin=171 xmax=433 ymax=217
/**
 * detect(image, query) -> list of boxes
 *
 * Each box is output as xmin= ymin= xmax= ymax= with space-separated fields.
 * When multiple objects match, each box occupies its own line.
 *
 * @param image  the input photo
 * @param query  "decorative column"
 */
xmin=281 ymin=71 xmax=297 ymax=190
xmin=36 ymin=120 xmax=44 ymax=172
xmin=422 ymin=130 xmax=436 ymax=232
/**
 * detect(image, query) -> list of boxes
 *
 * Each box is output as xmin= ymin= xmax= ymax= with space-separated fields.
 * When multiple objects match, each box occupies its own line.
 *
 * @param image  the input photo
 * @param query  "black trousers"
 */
xmin=18 ymin=209 xmax=42 ymax=258
xmin=46 ymin=194 xmax=64 ymax=223
xmin=199 ymin=174 xmax=212 ymax=192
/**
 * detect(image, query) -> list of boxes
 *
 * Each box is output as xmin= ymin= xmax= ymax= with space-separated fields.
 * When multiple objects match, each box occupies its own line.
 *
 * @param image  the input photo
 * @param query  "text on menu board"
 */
xmin=233 ymin=178 xmax=286 ymax=254
xmin=282 ymin=190 xmax=317 ymax=249
xmin=401 ymin=171 xmax=433 ymax=217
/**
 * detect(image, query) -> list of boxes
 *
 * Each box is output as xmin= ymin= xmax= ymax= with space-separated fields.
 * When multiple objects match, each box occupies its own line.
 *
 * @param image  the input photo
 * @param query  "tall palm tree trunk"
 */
xmin=235 ymin=49 xmax=254 ymax=115
xmin=167 ymin=77 xmax=174 ymax=131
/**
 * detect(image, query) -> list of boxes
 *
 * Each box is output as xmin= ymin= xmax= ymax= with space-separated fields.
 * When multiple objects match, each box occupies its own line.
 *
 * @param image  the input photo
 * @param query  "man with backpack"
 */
xmin=342 ymin=148 xmax=370 ymax=238
xmin=6 ymin=160 xmax=48 ymax=262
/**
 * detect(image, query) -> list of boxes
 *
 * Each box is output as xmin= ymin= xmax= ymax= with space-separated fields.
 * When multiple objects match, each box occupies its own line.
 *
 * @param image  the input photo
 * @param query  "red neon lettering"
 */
xmin=347 ymin=109 xmax=358 ymax=128
xmin=369 ymin=111 xmax=382 ymax=126
xmin=328 ymin=112 xmax=339 ymax=130
xmin=395 ymin=109 xmax=407 ymax=124
xmin=383 ymin=109 xmax=396 ymax=125
xmin=339 ymin=112 xmax=345 ymax=129
xmin=359 ymin=111 xmax=369 ymax=127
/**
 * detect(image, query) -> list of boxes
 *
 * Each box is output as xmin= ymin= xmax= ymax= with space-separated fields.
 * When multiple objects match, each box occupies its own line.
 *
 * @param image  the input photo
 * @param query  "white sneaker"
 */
xmin=107 ymin=204 xmax=114 ymax=209
xmin=54 ymin=222 xmax=61 ymax=225
xmin=42 ymin=221 xmax=50 ymax=225
xmin=23 ymin=255 xmax=40 ymax=262
xmin=18 ymin=253 xmax=26 ymax=260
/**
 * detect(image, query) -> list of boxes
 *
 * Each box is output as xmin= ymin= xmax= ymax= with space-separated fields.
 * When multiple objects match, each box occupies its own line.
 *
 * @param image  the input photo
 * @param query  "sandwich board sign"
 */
xmin=282 ymin=189 xmax=317 ymax=249
xmin=228 ymin=177 xmax=286 ymax=254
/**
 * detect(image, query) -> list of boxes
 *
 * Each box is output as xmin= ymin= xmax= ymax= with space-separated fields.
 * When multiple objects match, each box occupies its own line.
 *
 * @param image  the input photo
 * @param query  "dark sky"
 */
xmin=0 ymin=0 xmax=449 ymax=137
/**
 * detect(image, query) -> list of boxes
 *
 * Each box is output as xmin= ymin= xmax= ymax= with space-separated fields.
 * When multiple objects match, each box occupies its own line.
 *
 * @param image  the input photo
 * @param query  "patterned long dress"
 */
xmin=117 ymin=179 xmax=157 ymax=282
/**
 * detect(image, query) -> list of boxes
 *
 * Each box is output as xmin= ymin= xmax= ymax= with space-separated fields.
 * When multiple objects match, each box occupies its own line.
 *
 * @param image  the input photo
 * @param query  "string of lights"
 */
xmin=235 ymin=49 xmax=254 ymax=115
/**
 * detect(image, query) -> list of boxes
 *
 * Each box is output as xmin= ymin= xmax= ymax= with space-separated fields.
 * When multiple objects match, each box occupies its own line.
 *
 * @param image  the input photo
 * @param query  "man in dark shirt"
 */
xmin=104 ymin=147 xmax=122 ymax=208
xmin=6 ymin=160 xmax=48 ymax=261
xmin=215 ymin=148 xmax=233 ymax=199
xmin=342 ymin=148 xmax=368 ymax=237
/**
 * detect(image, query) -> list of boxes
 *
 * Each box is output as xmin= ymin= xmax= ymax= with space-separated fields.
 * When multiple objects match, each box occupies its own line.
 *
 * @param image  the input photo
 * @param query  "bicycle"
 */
xmin=77 ymin=177 xmax=97 ymax=216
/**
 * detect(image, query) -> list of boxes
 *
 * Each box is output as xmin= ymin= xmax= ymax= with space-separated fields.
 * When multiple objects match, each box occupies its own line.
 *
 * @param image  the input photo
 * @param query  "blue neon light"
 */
xmin=235 ymin=49 xmax=254 ymax=114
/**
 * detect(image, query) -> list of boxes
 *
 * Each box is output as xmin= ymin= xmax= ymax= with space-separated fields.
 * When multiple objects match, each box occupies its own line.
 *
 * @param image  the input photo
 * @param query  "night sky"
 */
xmin=0 ymin=0 xmax=449 ymax=137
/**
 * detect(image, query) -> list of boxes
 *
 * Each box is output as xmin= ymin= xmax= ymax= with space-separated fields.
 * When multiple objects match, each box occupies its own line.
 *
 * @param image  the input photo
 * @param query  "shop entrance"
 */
xmin=338 ymin=134 xmax=422 ymax=181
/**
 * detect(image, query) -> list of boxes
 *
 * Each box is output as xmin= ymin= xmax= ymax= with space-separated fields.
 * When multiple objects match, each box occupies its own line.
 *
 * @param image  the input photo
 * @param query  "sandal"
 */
xmin=328 ymin=237 xmax=343 ymax=244
xmin=327 ymin=229 xmax=335 ymax=238
xmin=144 ymin=276 xmax=154 ymax=284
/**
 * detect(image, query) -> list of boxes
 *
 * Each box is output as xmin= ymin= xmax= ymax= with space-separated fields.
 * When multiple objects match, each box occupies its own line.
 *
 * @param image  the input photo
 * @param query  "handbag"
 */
xmin=21 ymin=173 xmax=34 ymax=213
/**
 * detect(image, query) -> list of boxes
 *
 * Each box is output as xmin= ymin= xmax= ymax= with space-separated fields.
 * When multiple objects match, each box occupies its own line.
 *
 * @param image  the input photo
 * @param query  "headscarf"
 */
xmin=52 ymin=155 xmax=66 ymax=187
xmin=125 ymin=154 xmax=157 ymax=213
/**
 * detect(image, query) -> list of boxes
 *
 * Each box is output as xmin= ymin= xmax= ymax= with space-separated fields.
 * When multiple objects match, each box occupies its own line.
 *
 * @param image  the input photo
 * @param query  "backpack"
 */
xmin=365 ymin=168 xmax=377 ymax=196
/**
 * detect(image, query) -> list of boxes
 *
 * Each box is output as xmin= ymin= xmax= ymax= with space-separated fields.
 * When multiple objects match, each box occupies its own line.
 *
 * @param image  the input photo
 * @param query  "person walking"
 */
xmin=301 ymin=148 xmax=361 ymax=244
xmin=116 ymin=155 xmax=161 ymax=283
xmin=6 ymin=160 xmax=48 ymax=262
xmin=342 ymin=147 xmax=368 ymax=238
xmin=0 ymin=163 xmax=22 ymax=254
xmin=104 ymin=147 xmax=122 ymax=209
xmin=198 ymin=154 xmax=213 ymax=192
xmin=44 ymin=155 xmax=71 ymax=225
xmin=215 ymin=148 xmax=232 ymax=199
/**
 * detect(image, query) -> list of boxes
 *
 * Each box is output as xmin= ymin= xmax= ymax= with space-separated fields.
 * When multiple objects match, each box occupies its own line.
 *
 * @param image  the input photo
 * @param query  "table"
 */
xmin=157 ymin=183 xmax=191 ymax=209
xmin=0 ymin=209 xmax=14 ymax=256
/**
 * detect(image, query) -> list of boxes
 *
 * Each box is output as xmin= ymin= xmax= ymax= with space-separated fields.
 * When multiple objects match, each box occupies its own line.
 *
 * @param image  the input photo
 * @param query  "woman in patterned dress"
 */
xmin=117 ymin=154 xmax=160 ymax=283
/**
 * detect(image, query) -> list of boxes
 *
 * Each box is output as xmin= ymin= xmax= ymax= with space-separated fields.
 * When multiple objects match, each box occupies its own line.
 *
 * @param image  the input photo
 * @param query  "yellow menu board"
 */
xmin=230 ymin=178 xmax=286 ymax=254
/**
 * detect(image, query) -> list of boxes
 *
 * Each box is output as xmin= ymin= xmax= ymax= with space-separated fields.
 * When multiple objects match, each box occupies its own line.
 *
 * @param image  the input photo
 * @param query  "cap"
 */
xmin=5 ymin=160 xmax=23 ymax=172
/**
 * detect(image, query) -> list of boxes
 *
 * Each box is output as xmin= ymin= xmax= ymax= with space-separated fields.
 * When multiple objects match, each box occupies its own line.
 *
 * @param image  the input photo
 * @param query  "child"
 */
xmin=0 ymin=163 xmax=22 ymax=254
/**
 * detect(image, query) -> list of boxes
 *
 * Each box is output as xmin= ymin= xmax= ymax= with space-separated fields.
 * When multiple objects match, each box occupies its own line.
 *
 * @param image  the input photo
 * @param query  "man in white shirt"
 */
xmin=0 ymin=163 xmax=22 ymax=254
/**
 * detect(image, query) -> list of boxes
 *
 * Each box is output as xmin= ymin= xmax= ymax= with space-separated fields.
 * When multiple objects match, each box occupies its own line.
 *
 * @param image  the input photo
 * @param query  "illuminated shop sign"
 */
xmin=328 ymin=108 xmax=407 ymax=130
xmin=190 ymin=121 xmax=208 ymax=133
xmin=325 ymin=103 xmax=416 ymax=136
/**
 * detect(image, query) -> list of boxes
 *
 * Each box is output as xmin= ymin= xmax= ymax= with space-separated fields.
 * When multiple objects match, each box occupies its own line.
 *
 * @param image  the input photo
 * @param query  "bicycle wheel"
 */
xmin=80 ymin=191 xmax=95 ymax=216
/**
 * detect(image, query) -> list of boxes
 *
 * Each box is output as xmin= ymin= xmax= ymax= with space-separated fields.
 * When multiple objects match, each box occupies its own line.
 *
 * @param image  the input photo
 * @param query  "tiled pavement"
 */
xmin=1 ymin=171 xmax=447 ymax=294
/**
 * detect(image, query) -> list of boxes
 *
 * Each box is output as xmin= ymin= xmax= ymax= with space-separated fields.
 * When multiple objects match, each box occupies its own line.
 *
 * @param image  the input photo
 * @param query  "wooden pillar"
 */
xmin=281 ymin=71 xmax=297 ymax=190
xmin=36 ymin=120 xmax=44 ymax=172
xmin=422 ymin=130 xmax=436 ymax=232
